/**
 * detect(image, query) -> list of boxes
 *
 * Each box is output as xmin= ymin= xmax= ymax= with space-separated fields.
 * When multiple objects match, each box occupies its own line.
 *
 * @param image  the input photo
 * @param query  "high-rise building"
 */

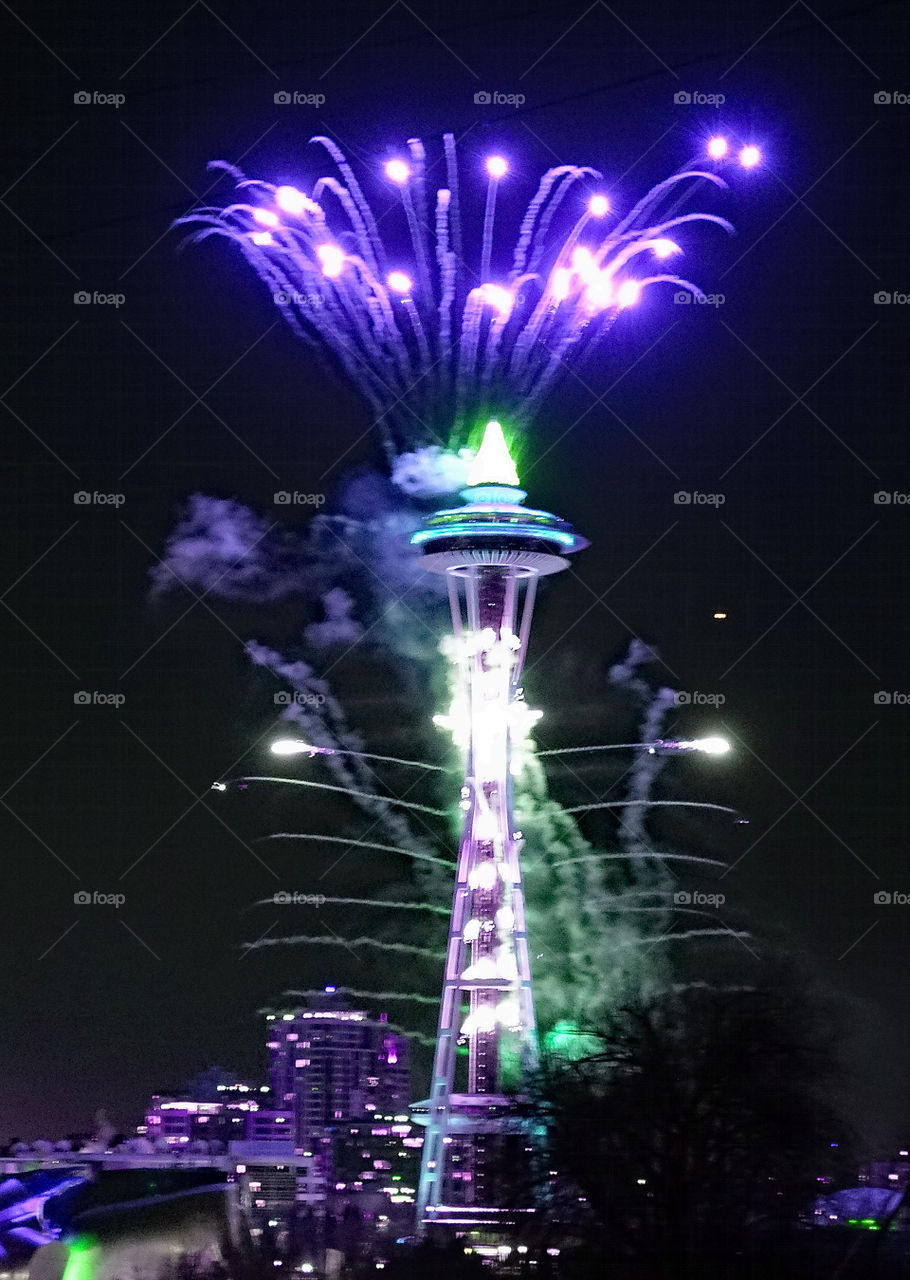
xmin=265 ymin=991 xmax=410 ymax=1150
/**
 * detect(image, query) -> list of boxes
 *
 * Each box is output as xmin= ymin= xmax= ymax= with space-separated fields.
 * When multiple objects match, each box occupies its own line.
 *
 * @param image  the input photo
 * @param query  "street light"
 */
xmin=269 ymin=738 xmax=448 ymax=772
xmin=537 ymin=736 xmax=730 ymax=758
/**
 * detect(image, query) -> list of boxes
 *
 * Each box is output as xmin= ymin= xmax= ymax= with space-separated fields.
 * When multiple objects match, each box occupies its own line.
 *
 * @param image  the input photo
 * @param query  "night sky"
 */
xmin=2 ymin=0 xmax=909 ymax=1153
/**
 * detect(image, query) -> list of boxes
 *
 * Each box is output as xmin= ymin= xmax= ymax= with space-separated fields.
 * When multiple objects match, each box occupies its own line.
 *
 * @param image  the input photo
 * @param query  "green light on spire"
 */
xmin=466 ymin=420 xmax=519 ymax=488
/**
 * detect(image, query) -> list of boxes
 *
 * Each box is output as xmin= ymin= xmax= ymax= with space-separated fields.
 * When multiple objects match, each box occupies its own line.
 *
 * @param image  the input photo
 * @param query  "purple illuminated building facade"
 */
xmin=266 ymin=994 xmax=410 ymax=1151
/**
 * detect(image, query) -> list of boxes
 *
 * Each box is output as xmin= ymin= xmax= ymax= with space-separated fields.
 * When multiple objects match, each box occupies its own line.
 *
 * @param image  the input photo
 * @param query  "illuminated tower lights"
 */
xmin=412 ymin=421 xmax=587 ymax=1227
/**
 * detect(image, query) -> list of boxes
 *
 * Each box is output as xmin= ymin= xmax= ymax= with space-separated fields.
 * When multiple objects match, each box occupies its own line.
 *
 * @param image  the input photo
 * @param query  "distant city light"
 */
xmin=713 ymin=611 xmax=727 ymax=619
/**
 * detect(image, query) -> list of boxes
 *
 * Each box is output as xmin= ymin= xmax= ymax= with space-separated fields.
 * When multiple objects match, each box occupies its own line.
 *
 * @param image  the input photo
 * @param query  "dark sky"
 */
xmin=2 ymin=0 xmax=909 ymax=1152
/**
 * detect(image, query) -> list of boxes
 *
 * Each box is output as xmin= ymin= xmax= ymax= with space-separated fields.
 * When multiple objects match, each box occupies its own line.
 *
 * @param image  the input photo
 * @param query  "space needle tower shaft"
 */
xmin=412 ymin=422 xmax=586 ymax=1227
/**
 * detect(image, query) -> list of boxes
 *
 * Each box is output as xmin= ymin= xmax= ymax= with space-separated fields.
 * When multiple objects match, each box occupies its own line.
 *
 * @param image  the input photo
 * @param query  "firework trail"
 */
xmin=256 ymin=894 xmax=449 ymax=914
xmin=178 ymin=134 xmax=757 ymax=457
xmin=259 ymin=832 xmax=455 ymax=868
xmin=243 ymin=935 xmax=445 ymax=959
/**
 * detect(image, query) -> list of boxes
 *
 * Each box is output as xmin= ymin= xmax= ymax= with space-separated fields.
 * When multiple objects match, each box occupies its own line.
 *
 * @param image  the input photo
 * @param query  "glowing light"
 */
xmin=739 ymin=145 xmax=761 ymax=169
xmin=479 ymin=283 xmax=514 ymax=318
xmin=271 ymin=739 xmax=314 ymax=756
xmin=713 ymin=611 xmax=727 ymax=620
xmin=588 ymin=194 xmax=610 ymax=217
xmin=616 ymin=279 xmax=641 ymax=308
xmin=571 ymin=246 xmax=598 ymax=283
xmin=462 ymin=958 xmax=499 ymax=980
xmin=584 ymin=273 xmax=613 ymax=311
xmin=460 ymin=1007 xmax=498 ymax=1036
xmin=552 ymin=267 xmax=572 ymax=301
xmin=495 ymin=906 xmax=514 ymax=929
xmin=275 ymin=186 xmax=318 ymax=216
xmin=387 ymin=271 xmax=413 ymax=295
xmin=316 ymin=243 xmax=345 ymax=278
xmin=466 ymin=420 xmax=520 ymax=487
xmin=691 ymin=736 xmax=730 ymax=756
xmin=463 ymin=920 xmax=481 ymax=943
xmin=250 ymin=231 xmax=274 ymax=246
xmin=486 ymin=155 xmax=508 ymax=178
xmin=497 ymin=1000 xmax=521 ymax=1028
xmin=468 ymin=862 xmax=498 ymax=891
xmin=707 ymin=136 xmax=728 ymax=160
xmin=384 ymin=158 xmax=410 ymax=184
xmin=253 ymin=208 xmax=279 ymax=227
xmin=652 ymin=238 xmax=680 ymax=259
xmin=474 ymin=809 xmax=498 ymax=842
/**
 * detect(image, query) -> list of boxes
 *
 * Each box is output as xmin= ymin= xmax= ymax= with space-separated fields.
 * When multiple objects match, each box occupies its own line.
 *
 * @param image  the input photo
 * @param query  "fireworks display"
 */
xmin=179 ymin=133 xmax=758 ymax=458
